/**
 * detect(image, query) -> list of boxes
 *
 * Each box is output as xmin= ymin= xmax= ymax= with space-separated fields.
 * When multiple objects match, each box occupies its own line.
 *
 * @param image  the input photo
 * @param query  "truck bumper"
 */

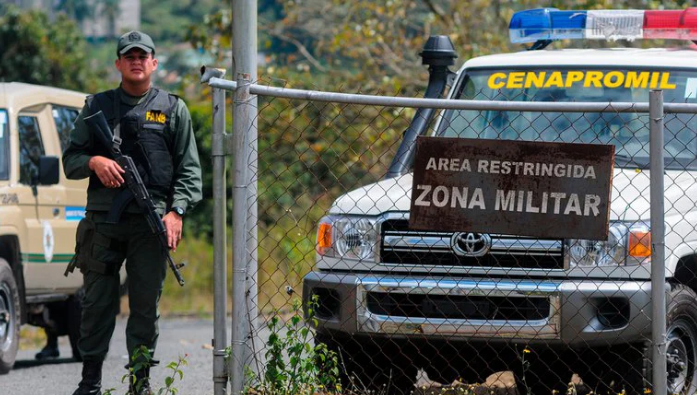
xmin=303 ymin=271 xmax=652 ymax=346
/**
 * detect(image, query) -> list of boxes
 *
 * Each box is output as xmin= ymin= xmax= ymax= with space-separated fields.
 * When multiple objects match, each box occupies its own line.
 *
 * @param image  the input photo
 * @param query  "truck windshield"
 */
xmin=438 ymin=68 xmax=697 ymax=170
xmin=0 ymin=110 xmax=8 ymax=180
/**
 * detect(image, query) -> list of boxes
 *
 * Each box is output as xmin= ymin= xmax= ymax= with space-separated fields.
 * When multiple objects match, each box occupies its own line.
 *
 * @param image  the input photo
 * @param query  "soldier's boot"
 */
xmin=35 ymin=343 xmax=60 ymax=360
xmin=36 ymin=330 xmax=60 ymax=360
xmin=129 ymin=367 xmax=152 ymax=395
xmin=71 ymin=360 xmax=103 ymax=395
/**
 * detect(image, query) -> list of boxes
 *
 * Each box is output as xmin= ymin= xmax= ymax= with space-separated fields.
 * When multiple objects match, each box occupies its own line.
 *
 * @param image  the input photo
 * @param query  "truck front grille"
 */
xmin=380 ymin=219 xmax=566 ymax=270
xmin=366 ymin=292 xmax=550 ymax=321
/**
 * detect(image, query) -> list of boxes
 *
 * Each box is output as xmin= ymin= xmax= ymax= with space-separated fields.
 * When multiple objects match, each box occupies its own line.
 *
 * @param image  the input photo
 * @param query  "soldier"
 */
xmin=62 ymin=31 xmax=202 ymax=395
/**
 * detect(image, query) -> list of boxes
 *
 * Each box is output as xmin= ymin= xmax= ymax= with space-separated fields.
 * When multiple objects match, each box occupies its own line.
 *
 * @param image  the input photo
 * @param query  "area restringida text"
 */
xmin=413 ymin=157 xmax=602 ymax=216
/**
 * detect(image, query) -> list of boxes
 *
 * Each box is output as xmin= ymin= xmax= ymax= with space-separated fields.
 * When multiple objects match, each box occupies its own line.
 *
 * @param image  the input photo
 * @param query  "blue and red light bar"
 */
xmin=510 ymin=8 xmax=697 ymax=43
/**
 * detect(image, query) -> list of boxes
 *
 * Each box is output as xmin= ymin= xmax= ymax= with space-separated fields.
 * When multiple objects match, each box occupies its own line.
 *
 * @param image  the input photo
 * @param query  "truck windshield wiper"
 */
xmin=614 ymin=154 xmax=649 ymax=169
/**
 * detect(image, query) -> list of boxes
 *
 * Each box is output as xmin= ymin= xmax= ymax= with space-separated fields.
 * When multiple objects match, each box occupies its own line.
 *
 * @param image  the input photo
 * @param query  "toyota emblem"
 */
xmin=451 ymin=232 xmax=492 ymax=257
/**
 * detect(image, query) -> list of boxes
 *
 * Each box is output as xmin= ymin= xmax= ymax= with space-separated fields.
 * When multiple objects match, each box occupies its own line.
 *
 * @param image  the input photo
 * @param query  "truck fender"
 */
xmin=667 ymin=242 xmax=697 ymax=277
xmin=672 ymin=253 xmax=697 ymax=294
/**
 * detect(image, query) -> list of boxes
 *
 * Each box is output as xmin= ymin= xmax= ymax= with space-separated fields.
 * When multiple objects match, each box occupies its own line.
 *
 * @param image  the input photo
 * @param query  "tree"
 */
xmin=100 ymin=0 xmax=121 ymax=39
xmin=191 ymin=0 xmax=697 ymax=94
xmin=140 ymin=0 xmax=220 ymax=42
xmin=0 ymin=6 xmax=90 ymax=91
xmin=54 ymin=0 xmax=94 ymax=24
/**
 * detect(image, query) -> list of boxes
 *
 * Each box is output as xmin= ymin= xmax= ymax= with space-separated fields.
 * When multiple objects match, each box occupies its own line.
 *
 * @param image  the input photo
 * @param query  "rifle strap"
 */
xmin=112 ymin=89 xmax=122 ymax=152
xmin=111 ymin=87 xmax=158 ymax=153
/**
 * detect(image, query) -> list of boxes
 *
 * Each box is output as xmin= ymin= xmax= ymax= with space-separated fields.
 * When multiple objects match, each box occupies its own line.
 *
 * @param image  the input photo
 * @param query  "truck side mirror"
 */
xmin=38 ymin=156 xmax=60 ymax=185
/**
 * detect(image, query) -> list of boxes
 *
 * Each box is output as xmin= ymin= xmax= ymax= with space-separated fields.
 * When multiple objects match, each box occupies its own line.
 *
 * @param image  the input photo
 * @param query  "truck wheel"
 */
xmin=66 ymin=289 xmax=83 ymax=362
xmin=0 ymin=258 xmax=19 ymax=374
xmin=315 ymin=332 xmax=417 ymax=395
xmin=664 ymin=284 xmax=697 ymax=394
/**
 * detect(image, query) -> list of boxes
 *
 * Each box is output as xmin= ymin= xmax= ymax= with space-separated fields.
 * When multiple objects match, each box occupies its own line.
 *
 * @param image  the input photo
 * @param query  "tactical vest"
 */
xmin=86 ymin=88 xmax=178 ymax=201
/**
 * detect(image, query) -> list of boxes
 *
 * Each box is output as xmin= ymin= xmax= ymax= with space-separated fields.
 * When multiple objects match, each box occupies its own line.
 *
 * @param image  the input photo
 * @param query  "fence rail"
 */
xmin=207 ymin=76 xmax=697 ymax=113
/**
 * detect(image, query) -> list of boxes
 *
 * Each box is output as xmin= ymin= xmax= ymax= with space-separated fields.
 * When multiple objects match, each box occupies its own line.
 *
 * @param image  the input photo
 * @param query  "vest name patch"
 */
xmin=145 ymin=111 xmax=166 ymax=124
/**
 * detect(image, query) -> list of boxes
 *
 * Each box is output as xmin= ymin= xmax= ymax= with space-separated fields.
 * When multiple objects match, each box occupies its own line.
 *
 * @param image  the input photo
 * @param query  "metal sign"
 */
xmin=409 ymin=137 xmax=615 ymax=240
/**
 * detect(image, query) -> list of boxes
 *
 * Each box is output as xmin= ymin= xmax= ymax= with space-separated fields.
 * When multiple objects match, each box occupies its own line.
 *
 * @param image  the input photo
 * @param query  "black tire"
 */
xmin=316 ymin=332 xmax=418 ymax=395
xmin=663 ymin=284 xmax=697 ymax=394
xmin=634 ymin=285 xmax=697 ymax=394
xmin=0 ymin=258 xmax=20 ymax=374
xmin=66 ymin=289 xmax=84 ymax=362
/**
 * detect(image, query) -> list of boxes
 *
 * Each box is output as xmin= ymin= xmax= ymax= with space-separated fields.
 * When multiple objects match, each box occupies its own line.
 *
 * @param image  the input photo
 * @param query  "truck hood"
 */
xmin=330 ymin=168 xmax=697 ymax=222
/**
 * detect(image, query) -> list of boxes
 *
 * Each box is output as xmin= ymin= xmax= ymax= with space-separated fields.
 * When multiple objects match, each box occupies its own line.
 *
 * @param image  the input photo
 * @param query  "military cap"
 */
xmin=117 ymin=31 xmax=156 ymax=56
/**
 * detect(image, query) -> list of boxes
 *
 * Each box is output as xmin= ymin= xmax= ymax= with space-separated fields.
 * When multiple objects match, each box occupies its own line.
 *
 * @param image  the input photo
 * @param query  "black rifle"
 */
xmin=81 ymin=110 xmax=185 ymax=286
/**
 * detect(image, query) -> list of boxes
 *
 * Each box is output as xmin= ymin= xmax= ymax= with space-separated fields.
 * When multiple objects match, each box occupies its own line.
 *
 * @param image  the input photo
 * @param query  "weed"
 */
xmin=242 ymin=295 xmax=341 ymax=395
xmin=158 ymin=355 xmax=189 ymax=395
xmin=102 ymin=345 xmax=188 ymax=395
xmin=516 ymin=345 xmax=532 ymax=395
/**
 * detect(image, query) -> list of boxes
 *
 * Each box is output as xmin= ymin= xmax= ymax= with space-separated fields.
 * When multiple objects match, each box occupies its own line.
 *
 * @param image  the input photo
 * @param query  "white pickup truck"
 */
xmin=304 ymin=8 xmax=697 ymax=395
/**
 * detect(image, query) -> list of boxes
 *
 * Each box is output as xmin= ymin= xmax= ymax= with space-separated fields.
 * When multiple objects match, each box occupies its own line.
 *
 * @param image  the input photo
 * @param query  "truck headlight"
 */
xmin=316 ymin=215 xmax=380 ymax=261
xmin=567 ymin=222 xmax=651 ymax=267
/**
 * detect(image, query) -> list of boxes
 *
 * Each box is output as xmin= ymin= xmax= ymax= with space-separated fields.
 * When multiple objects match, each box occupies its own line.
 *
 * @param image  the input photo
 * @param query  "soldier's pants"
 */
xmin=77 ymin=211 xmax=166 ymax=363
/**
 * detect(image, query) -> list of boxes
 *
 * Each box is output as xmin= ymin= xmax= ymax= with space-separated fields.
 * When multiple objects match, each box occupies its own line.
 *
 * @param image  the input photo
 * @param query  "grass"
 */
xmin=159 ymin=220 xmax=319 ymax=317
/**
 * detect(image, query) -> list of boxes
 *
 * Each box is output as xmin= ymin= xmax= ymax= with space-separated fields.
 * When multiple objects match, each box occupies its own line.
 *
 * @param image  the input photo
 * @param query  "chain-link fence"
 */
xmin=202 ymin=69 xmax=697 ymax=395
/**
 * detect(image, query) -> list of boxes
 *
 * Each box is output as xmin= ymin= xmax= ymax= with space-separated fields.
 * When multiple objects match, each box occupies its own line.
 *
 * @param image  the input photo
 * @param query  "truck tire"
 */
xmin=634 ymin=285 xmax=697 ymax=394
xmin=0 ymin=258 xmax=19 ymax=374
xmin=664 ymin=284 xmax=697 ymax=394
xmin=315 ymin=332 xmax=417 ymax=395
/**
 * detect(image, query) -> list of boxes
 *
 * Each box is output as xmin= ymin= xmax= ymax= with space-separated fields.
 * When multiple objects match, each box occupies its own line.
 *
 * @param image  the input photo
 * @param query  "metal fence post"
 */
xmin=649 ymin=90 xmax=667 ymax=395
xmin=212 ymin=85 xmax=229 ymax=395
xmin=230 ymin=75 xmax=252 ymax=395
xmin=231 ymin=0 xmax=259 ymax=383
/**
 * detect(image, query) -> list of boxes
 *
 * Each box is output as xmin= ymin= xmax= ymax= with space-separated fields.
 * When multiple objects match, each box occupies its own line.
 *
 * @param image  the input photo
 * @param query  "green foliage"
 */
xmin=103 ymin=346 xmax=188 ymax=395
xmin=160 ymin=356 xmax=189 ymax=395
xmin=141 ymin=0 xmax=220 ymax=42
xmin=124 ymin=346 xmax=158 ymax=392
xmin=0 ymin=6 xmax=90 ymax=91
xmin=53 ymin=0 xmax=120 ymax=38
xmin=178 ymin=100 xmax=218 ymax=238
xmin=244 ymin=297 xmax=341 ymax=395
xmin=54 ymin=0 xmax=93 ymax=23
xmin=191 ymin=0 xmax=697 ymax=95
xmin=161 ymin=236 xmax=216 ymax=314
xmin=517 ymin=345 xmax=532 ymax=395
xmin=83 ymin=41 xmax=122 ymax=92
